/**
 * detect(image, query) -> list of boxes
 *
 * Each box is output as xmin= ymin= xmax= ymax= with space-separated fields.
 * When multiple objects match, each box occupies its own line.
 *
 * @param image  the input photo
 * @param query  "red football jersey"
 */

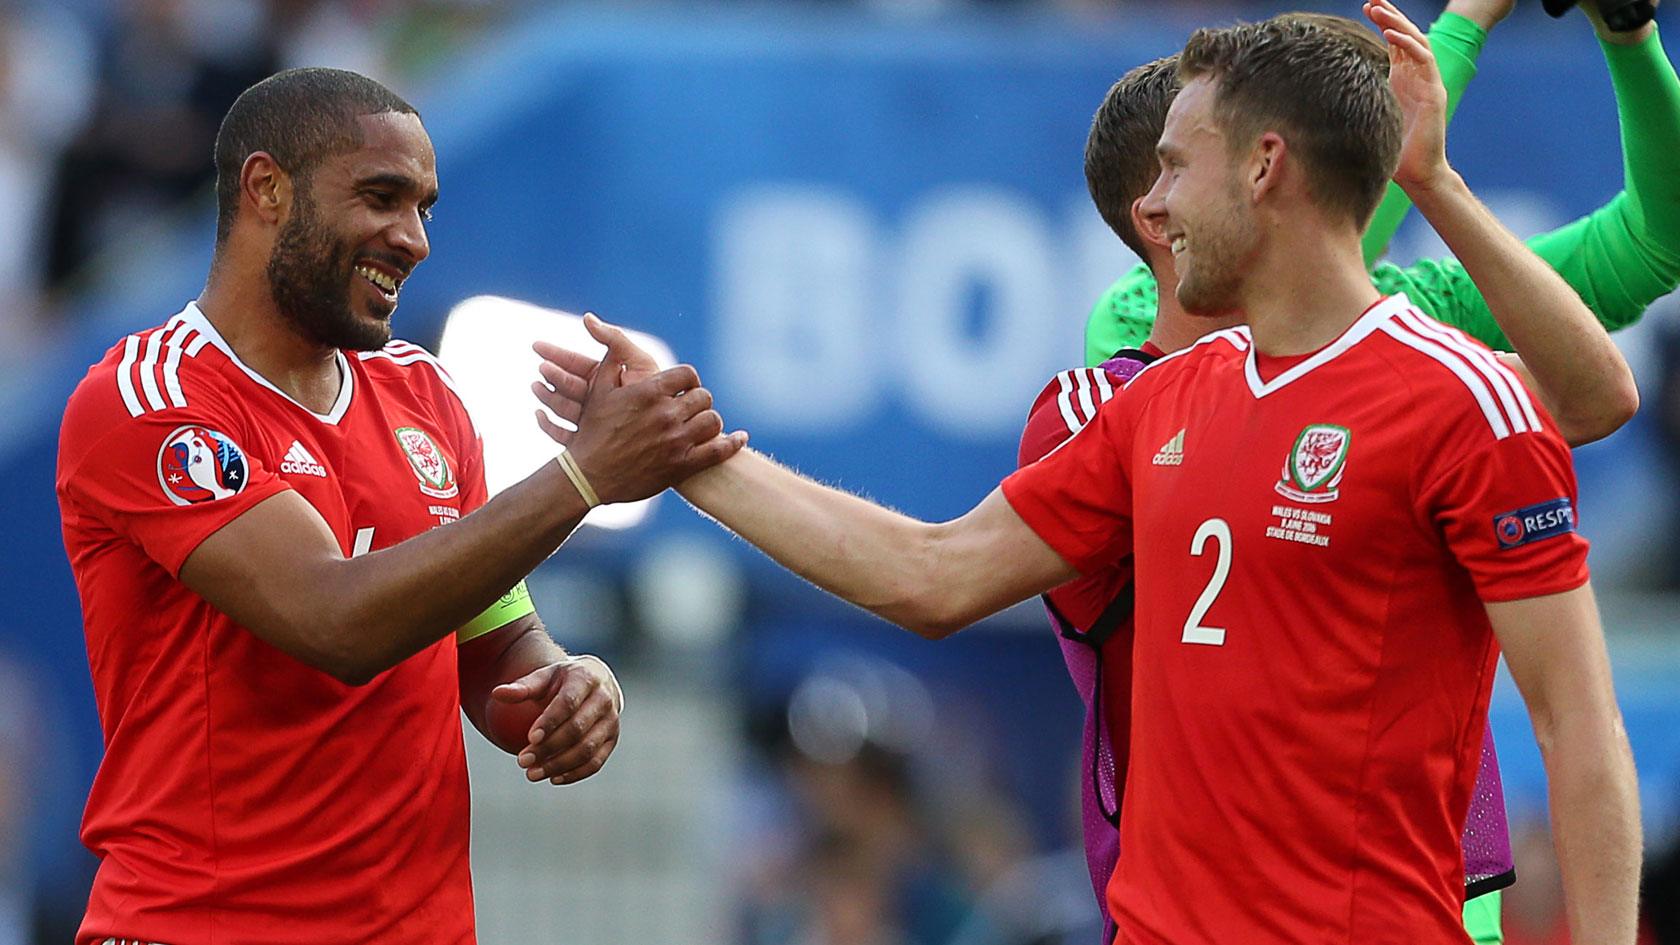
xmin=1003 ymin=295 xmax=1589 ymax=945
xmin=56 ymin=302 xmax=487 ymax=945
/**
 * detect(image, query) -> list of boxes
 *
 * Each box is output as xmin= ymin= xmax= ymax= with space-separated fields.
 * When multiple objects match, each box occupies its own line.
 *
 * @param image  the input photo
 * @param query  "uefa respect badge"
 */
xmin=157 ymin=425 xmax=249 ymax=506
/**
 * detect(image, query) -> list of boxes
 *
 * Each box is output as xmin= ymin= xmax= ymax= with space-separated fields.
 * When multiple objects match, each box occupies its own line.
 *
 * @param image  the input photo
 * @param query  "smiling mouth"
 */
xmin=354 ymin=263 xmax=401 ymax=303
xmin=1171 ymin=237 xmax=1187 ymax=256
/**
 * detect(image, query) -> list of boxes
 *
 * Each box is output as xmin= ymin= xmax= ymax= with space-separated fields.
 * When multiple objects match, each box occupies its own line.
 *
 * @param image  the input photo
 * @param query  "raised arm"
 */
xmin=1372 ymin=0 xmax=1638 ymax=444
xmin=1362 ymin=2 xmax=1506 ymax=265
xmin=1417 ymin=10 xmax=1680 ymax=347
xmin=1487 ymin=584 xmax=1640 ymax=945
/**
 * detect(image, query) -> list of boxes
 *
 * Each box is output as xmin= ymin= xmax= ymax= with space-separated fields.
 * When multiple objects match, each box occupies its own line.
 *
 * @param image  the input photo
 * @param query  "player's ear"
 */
xmin=240 ymin=152 xmax=291 ymax=230
xmin=1249 ymin=132 xmax=1287 ymax=204
xmin=1131 ymin=193 xmax=1173 ymax=253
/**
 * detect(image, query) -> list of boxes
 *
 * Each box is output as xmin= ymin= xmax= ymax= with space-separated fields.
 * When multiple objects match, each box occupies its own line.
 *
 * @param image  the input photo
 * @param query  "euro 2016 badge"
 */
xmin=157 ymin=425 xmax=249 ymax=506
xmin=394 ymin=426 xmax=458 ymax=499
xmin=1274 ymin=424 xmax=1350 ymax=504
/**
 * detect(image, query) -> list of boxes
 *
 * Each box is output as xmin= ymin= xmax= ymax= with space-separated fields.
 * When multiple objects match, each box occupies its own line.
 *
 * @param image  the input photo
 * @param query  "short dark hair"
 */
xmin=1084 ymin=56 xmax=1181 ymax=259
xmin=214 ymin=67 xmax=419 ymax=244
xmin=1177 ymin=16 xmax=1401 ymax=229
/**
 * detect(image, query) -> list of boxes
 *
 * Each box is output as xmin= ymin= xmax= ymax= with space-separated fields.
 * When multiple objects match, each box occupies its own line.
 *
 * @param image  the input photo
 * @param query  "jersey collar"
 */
xmin=179 ymin=301 xmax=356 ymax=425
xmin=1240 ymin=293 xmax=1413 ymax=399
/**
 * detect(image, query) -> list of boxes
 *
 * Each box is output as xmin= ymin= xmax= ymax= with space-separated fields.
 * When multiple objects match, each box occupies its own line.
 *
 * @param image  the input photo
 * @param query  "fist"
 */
xmin=484 ymin=692 xmax=544 ymax=755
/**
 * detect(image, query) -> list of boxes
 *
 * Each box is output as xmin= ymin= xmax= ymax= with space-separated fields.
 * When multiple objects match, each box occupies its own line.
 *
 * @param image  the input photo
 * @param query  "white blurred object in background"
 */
xmin=439 ymin=294 xmax=676 ymax=530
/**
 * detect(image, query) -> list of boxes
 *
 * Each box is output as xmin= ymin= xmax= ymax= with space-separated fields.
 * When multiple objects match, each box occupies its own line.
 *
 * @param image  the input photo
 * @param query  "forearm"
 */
xmin=310 ymin=463 xmax=587 ymax=682
xmin=459 ymin=619 xmax=569 ymax=735
xmin=679 ymin=450 xmax=959 ymax=636
xmin=1407 ymin=171 xmax=1637 ymax=440
xmin=1363 ymin=11 xmax=1488 ymax=266
xmin=1536 ymin=708 xmax=1642 ymax=944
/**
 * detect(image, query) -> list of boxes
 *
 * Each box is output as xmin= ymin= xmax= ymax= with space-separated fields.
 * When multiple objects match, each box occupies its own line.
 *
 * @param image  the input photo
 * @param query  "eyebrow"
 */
xmin=355 ymin=171 xmax=440 ymax=210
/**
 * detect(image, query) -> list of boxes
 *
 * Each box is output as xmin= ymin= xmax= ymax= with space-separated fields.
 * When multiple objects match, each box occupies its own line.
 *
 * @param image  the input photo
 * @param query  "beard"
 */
xmin=266 ymin=189 xmax=393 ymax=352
xmin=1174 ymin=179 xmax=1258 ymax=317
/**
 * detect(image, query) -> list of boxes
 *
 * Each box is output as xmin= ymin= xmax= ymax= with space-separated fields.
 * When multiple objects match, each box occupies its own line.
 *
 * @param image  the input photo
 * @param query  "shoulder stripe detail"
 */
xmin=1074 ymin=370 xmax=1097 ymax=421
xmin=1051 ymin=368 xmax=1118 ymax=436
xmin=1377 ymin=320 xmax=1513 ymax=439
xmin=118 ymin=315 xmax=208 ymax=415
xmin=186 ymin=333 xmax=211 ymax=356
xmin=1395 ymin=310 xmax=1534 ymax=435
xmin=358 ymin=346 xmax=461 ymax=396
xmin=1053 ymin=371 xmax=1081 ymax=431
xmin=137 ymin=326 xmax=169 ymax=411
xmin=1091 ymin=369 xmax=1114 ymax=401
xmin=116 ymin=334 xmax=144 ymax=417
xmin=1395 ymin=310 xmax=1540 ymax=432
xmin=160 ymin=321 xmax=196 ymax=408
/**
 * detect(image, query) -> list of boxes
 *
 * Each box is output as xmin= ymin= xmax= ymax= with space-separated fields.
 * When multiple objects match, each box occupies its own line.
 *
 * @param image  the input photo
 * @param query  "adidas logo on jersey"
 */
xmin=280 ymin=440 xmax=328 ymax=478
xmin=1153 ymin=429 xmax=1186 ymax=466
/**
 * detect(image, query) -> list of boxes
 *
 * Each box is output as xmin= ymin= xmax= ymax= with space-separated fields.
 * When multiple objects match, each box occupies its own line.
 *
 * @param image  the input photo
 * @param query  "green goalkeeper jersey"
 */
xmin=1085 ymin=21 xmax=1680 ymax=364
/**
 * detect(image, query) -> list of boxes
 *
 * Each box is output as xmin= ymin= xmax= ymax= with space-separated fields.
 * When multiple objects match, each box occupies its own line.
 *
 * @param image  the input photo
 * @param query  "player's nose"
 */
xmin=387 ymin=206 xmax=430 ymax=266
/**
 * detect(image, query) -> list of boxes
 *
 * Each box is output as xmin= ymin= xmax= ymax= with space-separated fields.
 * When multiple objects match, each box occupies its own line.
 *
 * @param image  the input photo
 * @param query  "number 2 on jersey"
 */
xmin=1182 ymin=518 xmax=1230 ymax=646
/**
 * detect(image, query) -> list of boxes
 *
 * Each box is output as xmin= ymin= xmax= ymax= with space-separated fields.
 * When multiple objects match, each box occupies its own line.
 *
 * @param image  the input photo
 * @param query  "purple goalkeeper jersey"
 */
xmin=1040 ymin=350 xmax=1515 ymax=942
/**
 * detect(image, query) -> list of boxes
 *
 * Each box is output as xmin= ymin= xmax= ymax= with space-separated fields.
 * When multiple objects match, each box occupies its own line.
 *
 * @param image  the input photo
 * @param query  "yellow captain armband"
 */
xmin=456 ymin=580 xmax=538 ymax=644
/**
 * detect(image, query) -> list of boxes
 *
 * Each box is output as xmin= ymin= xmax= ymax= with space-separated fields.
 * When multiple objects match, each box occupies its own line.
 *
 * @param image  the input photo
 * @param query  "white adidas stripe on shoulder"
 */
xmin=358 ymin=340 xmax=461 ymax=395
xmin=1377 ymin=312 xmax=1528 ymax=440
xmin=1394 ymin=309 xmax=1540 ymax=432
xmin=115 ymin=315 xmax=206 ymax=417
xmin=1050 ymin=368 xmax=1117 ymax=435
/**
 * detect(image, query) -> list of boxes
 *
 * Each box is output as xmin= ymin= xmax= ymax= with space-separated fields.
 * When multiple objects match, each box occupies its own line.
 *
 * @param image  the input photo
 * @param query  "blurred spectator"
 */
xmin=43 ymin=0 xmax=277 ymax=291
xmin=735 ymin=663 xmax=982 ymax=945
xmin=0 ymin=1 xmax=95 ymax=362
xmin=0 ymin=655 xmax=39 ymax=945
xmin=1655 ymin=311 xmax=1680 ymax=587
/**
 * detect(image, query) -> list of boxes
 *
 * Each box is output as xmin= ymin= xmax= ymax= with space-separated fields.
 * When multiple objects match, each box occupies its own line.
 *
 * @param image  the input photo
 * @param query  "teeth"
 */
xmin=355 ymin=265 xmax=398 ymax=293
xmin=1172 ymin=238 xmax=1187 ymax=255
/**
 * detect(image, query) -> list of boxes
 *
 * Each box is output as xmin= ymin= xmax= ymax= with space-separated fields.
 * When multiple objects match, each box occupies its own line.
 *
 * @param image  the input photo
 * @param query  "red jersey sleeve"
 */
xmin=1017 ymin=368 xmax=1118 ymax=467
xmin=1418 ymin=422 xmax=1590 ymax=603
xmin=1019 ymin=368 xmax=1131 ymax=626
xmin=1003 ymin=386 xmax=1137 ymax=575
xmin=58 ymin=371 xmax=290 ymax=577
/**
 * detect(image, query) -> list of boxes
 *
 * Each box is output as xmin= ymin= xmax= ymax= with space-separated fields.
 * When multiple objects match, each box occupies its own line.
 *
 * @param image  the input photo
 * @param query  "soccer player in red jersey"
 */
xmin=534 ymin=4 xmax=1640 ymax=942
xmin=55 ymin=69 xmax=744 ymax=944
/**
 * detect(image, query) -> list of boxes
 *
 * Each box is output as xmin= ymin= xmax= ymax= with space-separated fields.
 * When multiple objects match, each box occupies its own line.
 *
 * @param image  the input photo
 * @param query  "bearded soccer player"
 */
xmin=534 ymin=5 xmax=1639 ymax=942
xmin=55 ymin=69 xmax=743 ymax=944
xmin=1027 ymin=1 xmax=1673 ymax=941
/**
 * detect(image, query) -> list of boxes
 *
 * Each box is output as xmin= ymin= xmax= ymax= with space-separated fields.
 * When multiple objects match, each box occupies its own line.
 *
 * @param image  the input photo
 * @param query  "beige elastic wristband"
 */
xmin=555 ymin=448 xmax=601 ymax=508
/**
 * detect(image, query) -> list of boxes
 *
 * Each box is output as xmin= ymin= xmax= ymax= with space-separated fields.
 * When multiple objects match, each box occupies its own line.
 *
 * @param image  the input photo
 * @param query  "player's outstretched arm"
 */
xmin=678 ymin=457 xmax=1076 ymax=637
xmin=177 ymin=366 xmax=743 ymax=686
xmin=531 ymin=317 xmax=1079 ymax=637
xmin=1372 ymin=0 xmax=1639 ymax=444
xmin=1488 ymin=584 xmax=1640 ymax=945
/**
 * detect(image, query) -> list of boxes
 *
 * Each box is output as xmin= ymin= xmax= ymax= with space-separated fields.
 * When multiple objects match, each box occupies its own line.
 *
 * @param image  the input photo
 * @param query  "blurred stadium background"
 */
xmin=3 ymin=0 xmax=1680 ymax=943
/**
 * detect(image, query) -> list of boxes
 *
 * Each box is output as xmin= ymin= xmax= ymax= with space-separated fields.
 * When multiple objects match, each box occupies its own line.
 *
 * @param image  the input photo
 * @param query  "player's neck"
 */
xmin=200 ymin=263 xmax=344 ymax=415
xmin=1238 ymin=230 xmax=1379 ymax=357
xmin=1145 ymin=260 xmax=1241 ymax=355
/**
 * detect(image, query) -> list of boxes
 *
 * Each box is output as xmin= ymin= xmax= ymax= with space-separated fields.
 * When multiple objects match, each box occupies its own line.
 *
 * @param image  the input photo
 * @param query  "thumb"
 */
xmin=491 ymin=664 xmax=554 ymax=702
xmin=585 ymin=312 xmax=642 ymax=366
